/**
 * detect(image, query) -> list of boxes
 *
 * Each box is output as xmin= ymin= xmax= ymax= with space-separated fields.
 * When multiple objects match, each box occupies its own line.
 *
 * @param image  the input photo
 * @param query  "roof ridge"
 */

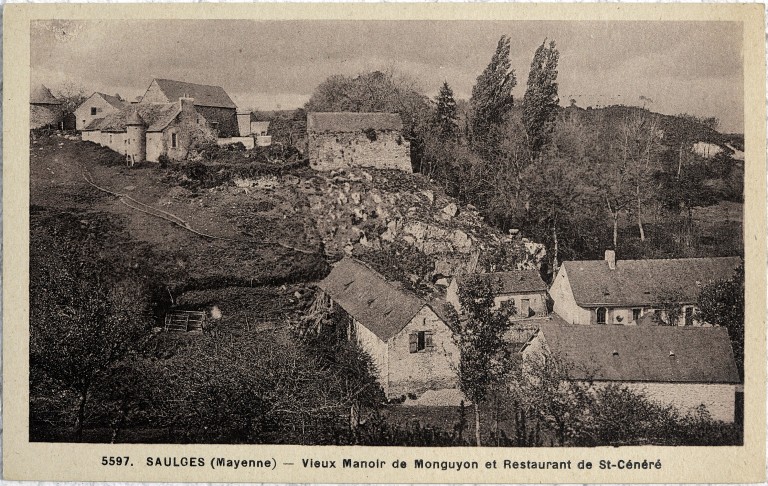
xmin=345 ymin=257 xmax=425 ymax=305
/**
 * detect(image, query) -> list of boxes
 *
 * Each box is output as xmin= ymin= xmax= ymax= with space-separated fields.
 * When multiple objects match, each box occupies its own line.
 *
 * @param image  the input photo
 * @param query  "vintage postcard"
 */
xmin=3 ymin=2 xmax=766 ymax=483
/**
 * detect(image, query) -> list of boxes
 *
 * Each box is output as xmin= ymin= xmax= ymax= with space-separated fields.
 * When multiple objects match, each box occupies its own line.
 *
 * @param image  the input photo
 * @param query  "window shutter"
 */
xmin=409 ymin=333 xmax=418 ymax=353
xmin=425 ymin=331 xmax=434 ymax=349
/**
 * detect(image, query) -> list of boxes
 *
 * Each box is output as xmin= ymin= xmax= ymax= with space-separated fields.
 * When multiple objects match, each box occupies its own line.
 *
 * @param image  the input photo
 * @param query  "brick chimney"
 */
xmin=237 ymin=110 xmax=252 ymax=137
xmin=179 ymin=97 xmax=195 ymax=114
xmin=605 ymin=249 xmax=616 ymax=270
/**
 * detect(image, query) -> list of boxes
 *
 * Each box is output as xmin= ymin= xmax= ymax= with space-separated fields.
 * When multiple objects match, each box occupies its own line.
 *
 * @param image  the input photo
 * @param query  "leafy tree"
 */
xmin=522 ymin=39 xmax=560 ymax=160
xmin=470 ymin=35 xmax=517 ymax=152
xmin=453 ymin=276 xmax=515 ymax=446
xmin=30 ymin=218 xmax=151 ymax=441
xmin=53 ymin=81 xmax=88 ymax=118
xmin=698 ymin=261 xmax=744 ymax=379
xmin=435 ymin=81 xmax=459 ymax=140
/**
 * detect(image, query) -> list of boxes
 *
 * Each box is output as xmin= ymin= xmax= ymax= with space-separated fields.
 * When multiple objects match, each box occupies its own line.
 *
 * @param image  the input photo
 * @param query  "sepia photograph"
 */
xmin=5 ymin=3 xmax=766 ymax=482
xmin=26 ymin=16 xmax=750 ymax=448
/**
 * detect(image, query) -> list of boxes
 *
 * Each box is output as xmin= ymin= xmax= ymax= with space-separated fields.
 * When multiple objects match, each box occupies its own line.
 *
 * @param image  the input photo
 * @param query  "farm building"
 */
xmin=139 ymin=78 xmax=238 ymax=137
xmin=521 ymin=323 xmax=741 ymax=422
xmin=81 ymin=98 xmax=213 ymax=163
xmin=317 ymin=257 xmax=459 ymax=399
xmin=549 ymin=251 xmax=741 ymax=326
xmin=74 ymin=92 xmax=127 ymax=131
xmin=30 ymin=84 xmax=63 ymax=129
xmin=446 ymin=269 xmax=548 ymax=319
xmin=306 ymin=112 xmax=411 ymax=172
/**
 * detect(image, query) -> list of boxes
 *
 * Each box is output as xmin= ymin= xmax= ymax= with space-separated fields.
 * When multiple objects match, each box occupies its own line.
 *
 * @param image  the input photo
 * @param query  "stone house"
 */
xmin=307 ymin=112 xmax=411 ymax=172
xmin=446 ymin=269 xmax=548 ymax=319
xmin=317 ymin=257 xmax=459 ymax=399
xmin=74 ymin=92 xmax=127 ymax=131
xmin=30 ymin=84 xmax=63 ymax=129
xmin=139 ymin=78 xmax=238 ymax=137
xmin=81 ymin=98 xmax=213 ymax=163
xmin=549 ymin=251 xmax=741 ymax=326
xmin=521 ymin=323 xmax=741 ymax=422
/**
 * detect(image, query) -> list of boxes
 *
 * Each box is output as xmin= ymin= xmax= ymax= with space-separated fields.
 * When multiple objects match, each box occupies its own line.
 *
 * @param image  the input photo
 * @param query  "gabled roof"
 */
xmin=317 ymin=257 xmax=429 ymax=341
xmin=97 ymin=92 xmax=128 ymax=109
xmin=456 ymin=269 xmax=547 ymax=294
xmin=530 ymin=323 xmax=740 ymax=384
xmin=562 ymin=256 xmax=741 ymax=307
xmin=98 ymin=103 xmax=180 ymax=133
xmin=307 ymin=112 xmax=404 ymax=133
xmin=30 ymin=84 xmax=60 ymax=105
xmin=151 ymin=78 xmax=237 ymax=109
xmin=83 ymin=117 xmax=106 ymax=131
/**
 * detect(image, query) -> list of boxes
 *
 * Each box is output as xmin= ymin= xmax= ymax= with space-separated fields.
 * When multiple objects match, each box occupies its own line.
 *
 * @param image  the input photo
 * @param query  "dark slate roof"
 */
xmin=98 ymin=103 xmax=180 ymax=133
xmin=456 ymin=269 xmax=547 ymax=294
xmin=532 ymin=323 xmax=740 ymax=384
xmin=562 ymin=257 xmax=740 ymax=307
xmin=428 ymin=298 xmax=460 ymax=333
xmin=317 ymin=257 xmax=428 ymax=341
xmin=30 ymin=84 xmax=60 ymax=104
xmin=152 ymin=78 xmax=237 ymax=109
xmin=307 ymin=112 xmax=403 ymax=133
xmin=97 ymin=92 xmax=128 ymax=110
xmin=83 ymin=117 xmax=106 ymax=131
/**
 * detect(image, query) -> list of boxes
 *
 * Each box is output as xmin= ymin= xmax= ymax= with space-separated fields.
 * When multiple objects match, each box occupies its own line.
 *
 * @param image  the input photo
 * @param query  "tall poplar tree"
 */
xmin=522 ymin=39 xmax=560 ymax=160
xmin=435 ymin=81 xmax=459 ymax=140
xmin=470 ymin=36 xmax=517 ymax=143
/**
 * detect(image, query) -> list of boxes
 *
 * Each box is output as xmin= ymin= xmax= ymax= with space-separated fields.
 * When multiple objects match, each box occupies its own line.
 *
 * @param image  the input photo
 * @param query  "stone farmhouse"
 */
xmin=30 ymin=84 xmax=63 ymax=129
xmin=307 ymin=112 xmax=412 ymax=172
xmin=317 ymin=257 xmax=459 ymax=399
xmin=446 ymin=269 xmax=548 ymax=319
xmin=549 ymin=251 xmax=741 ymax=326
xmin=82 ymin=98 xmax=212 ymax=163
xmin=139 ymin=78 xmax=238 ymax=138
xmin=522 ymin=323 xmax=741 ymax=422
xmin=74 ymin=92 xmax=128 ymax=131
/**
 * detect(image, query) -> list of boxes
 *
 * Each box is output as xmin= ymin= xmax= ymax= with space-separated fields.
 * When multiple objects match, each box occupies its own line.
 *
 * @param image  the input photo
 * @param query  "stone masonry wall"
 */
xmin=308 ymin=130 xmax=411 ymax=172
xmin=31 ymin=104 xmax=62 ymax=129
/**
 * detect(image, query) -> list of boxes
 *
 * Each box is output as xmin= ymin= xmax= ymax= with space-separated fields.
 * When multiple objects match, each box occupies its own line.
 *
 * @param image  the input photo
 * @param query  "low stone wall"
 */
xmin=217 ymin=136 xmax=255 ymax=150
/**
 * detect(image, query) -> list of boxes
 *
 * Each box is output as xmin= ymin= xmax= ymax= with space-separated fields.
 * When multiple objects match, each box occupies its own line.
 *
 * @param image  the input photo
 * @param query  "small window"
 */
xmin=520 ymin=299 xmax=531 ymax=317
xmin=210 ymin=122 xmax=219 ymax=131
xmin=171 ymin=133 xmax=178 ymax=148
xmin=596 ymin=307 xmax=607 ymax=324
xmin=90 ymin=107 xmax=97 ymax=116
xmin=409 ymin=331 xmax=434 ymax=353
xmin=632 ymin=308 xmax=641 ymax=322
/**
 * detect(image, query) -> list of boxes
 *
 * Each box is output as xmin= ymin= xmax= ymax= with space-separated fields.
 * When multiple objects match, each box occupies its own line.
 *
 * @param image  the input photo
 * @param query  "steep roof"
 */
xmin=30 ymin=84 xmax=60 ymax=104
xmin=83 ymin=117 xmax=106 ymax=131
xmin=456 ymin=269 xmax=547 ymax=294
xmin=98 ymin=103 xmax=180 ymax=133
xmin=531 ymin=323 xmax=740 ymax=384
xmin=97 ymin=92 xmax=128 ymax=110
xmin=151 ymin=78 xmax=237 ymax=109
xmin=307 ymin=112 xmax=404 ymax=133
xmin=317 ymin=257 xmax=429 ymax=341
xmin=562 ymin=257 xmax=741 ymax=307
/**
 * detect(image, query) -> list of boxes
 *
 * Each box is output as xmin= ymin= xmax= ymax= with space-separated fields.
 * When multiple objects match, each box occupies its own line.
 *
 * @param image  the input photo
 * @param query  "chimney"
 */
xmin=179 ymin=97 xmax=195 ymax=114
xmin=605 ymin=249 xmax=616 ymax=270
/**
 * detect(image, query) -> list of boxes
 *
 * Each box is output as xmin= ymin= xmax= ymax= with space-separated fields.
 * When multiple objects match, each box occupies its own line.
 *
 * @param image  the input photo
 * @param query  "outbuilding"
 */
xmin=30 ymin=84 xmax=63 ymax=129
xmin=521 ymin=323 xmax=741 ymax=422
xmin=317 ymin=257 xmax=459 ymax=399
xmin=74 ymin=92 xmax=127 ymax=131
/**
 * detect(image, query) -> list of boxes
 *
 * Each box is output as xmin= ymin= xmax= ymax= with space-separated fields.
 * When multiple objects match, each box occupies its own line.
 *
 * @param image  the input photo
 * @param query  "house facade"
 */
xmin=306 ymin=112 xmax=412 ymax=172
xmin=82 ymin=98 xmax=213 ymax=163
xmin=74 ymin=92 xmax=127 ymax=131
xmin=521 ymin=323 xmax=741 ymax=422
xmin=550 ymin=251 xmax=741 ymax=326
xmin=30 ymin=84 xmax=63 ymax=129
xmin=139 ymin=78 xmax=238 ymax=137
xmin=317 ymin=257 xmax=459 ymax=399
xmin=446 ymin=269 xmax=548 ymax=319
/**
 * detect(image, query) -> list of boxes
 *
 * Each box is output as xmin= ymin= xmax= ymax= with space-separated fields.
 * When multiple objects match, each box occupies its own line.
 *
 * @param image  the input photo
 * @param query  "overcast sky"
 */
xmin=31 ymin=19 xmax=744 ymax=132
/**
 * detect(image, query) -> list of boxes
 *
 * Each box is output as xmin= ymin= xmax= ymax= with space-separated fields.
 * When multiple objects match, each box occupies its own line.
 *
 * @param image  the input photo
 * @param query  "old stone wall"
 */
xmin=308 ymin=130 xmax=411 ymax=172
xmin=387 ymin=306 xmax=459 ymax=399
xmin=550 ymin=266 xmax=592 ymax=325
xmin=352 ymin=319 xmax=390 ymax=395
xmin=74 ymin=95 xmax=117 ymax=131
xmin=195 ymin=106 xmax=238 ymax=138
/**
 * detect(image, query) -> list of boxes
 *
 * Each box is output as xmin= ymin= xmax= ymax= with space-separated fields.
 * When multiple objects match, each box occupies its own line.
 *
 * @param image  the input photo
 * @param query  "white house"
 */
xmin=317 ymin=257 xmax=459 ymax=399
xmin=521 ymin=323 xmax=741 ymax=422
xmin=74 ymin=92 xmax=127 ymax=131
xmin=446 ymin=269 xmax=548 ymax=319
xmin=549 ymin=250 xmax=740 ymax=326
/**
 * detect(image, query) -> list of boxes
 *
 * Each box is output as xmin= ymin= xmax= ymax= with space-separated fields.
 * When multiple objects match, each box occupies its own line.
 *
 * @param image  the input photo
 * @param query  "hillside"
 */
xmin=30 ymin=132 xmax=544 ymax=324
